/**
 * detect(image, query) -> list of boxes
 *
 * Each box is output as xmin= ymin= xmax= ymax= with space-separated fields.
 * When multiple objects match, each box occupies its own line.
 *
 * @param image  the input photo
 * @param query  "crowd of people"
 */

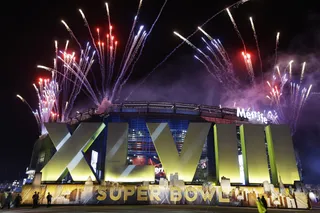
xmin=32 ymin=192 xmax=52 ymax=208
xmin=0 ymin=191 xmax=52 ymax=209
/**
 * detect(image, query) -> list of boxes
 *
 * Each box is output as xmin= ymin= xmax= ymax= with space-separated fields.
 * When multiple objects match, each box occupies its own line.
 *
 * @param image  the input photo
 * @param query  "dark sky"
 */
xmin=1 ymin=0 xmax=320 ymax=183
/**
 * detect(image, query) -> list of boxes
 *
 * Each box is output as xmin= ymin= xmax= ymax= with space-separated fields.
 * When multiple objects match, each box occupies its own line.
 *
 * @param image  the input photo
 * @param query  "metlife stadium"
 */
xmin=18 ymin=101 xmax=311 ymax=209
xmin=27 ymin=101 xmax=286 ymax=185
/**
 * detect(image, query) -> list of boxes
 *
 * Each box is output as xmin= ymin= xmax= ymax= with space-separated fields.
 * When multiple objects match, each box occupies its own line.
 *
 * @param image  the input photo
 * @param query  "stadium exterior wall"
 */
xmin=22 ymin=102 xmax=307 ymax=208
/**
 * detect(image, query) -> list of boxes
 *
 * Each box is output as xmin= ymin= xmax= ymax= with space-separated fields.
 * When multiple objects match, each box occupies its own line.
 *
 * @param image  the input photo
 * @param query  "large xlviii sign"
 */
xmin=41 ymin=123 xmax=300 ymax=185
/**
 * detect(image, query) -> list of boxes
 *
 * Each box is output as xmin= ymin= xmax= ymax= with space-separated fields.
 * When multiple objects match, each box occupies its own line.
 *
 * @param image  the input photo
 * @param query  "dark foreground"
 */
xmin=1 ymin=205 xmax=319 ymax=213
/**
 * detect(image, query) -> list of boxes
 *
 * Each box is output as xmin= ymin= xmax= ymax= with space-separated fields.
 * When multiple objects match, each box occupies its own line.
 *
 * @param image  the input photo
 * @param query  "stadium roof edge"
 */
xmin=66 ymin=101 xmax=247 ymax=125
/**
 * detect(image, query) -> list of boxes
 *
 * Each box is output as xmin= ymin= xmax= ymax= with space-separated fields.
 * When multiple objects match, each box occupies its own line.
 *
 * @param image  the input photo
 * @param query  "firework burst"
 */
xmin=172 ymin=6 xmax=314 ymax=133
xmin=17 ymin=0 xmax=167 ymax=135
xmin=52 ymin=0 xmax=167 ymax=114
xmin=37 ymin=40 xmax=98 ymax=122
xmin=17 ymin=77 xmax=59 ymax=134
xmin=267 ymin=61 xmax=313 ymax=132
xmin=125 ymin=0 xmax=250 ymax=101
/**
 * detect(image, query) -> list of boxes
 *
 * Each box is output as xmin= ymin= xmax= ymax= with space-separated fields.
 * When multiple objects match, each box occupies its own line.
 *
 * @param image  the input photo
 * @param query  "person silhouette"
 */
xmin=32 ymin=192 xmax=37 ymax=208
xmin=6 ymin=193 xmax=12 ymax=209
xmin=14 ymin=193 xmax=22 ymax=207
xmin=46 ymin=192 xmax=52 ymax=207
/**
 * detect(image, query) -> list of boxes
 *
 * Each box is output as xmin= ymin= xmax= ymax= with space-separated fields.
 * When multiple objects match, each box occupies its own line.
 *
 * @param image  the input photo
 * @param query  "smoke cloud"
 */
xmin=121 ymin=55 xmax=221 ymax=106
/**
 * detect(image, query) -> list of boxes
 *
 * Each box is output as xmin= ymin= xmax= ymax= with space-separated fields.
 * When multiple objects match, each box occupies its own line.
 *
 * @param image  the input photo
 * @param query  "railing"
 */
xmin=67 ymin=101 xmax=246 ymax=124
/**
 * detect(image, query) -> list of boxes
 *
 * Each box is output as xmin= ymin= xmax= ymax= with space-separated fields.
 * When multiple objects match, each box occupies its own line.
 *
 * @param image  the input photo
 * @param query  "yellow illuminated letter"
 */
xmin=240 ymin=124 xmax=270 ymax=184
xmin=200 ymin=187 xmax=215 ymax=202
xmin=217 ymin=187 xmax=230 ymax=202
xmin=184 ymin=186 xmax=197 ymax=202
xmin=137 ymin=186 xmax=148 ymax=201
xmin=124 ymin=186 xmax=135 ymax=201
xmin=41 ymin=123 xmax=105 ymax=182
xmin=265 ymin=125 xmax=300 ymax=184
xmin=104 ymin=123 xmax=154 ymax=182
xmin=109 ymin=187 xmax=122 ymax=201
xmin=214 ymin=124 xmax=241 ymax=183
xmin=170 ymin=186 xmax=182 ymax=202
xmin=97 ymin=190 xmax=107 ymax=201
xmin=149 ymin=186 xmax=161 ymax=201
xmin=147 ymin=123 xmax=211 ymax=182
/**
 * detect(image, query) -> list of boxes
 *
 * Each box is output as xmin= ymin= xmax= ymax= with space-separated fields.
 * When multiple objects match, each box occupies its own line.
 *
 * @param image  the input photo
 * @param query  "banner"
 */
xmin=18 ymin=183 xmax=309 ymax=208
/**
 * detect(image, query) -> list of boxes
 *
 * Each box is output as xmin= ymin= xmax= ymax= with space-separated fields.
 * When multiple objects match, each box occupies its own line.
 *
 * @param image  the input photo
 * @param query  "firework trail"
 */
xmin=125 ymin=0 xmax=250 ymax=101
xmin=16 ymin=39 xmax=98 ymax=136
xmin=17 ymin=1 xmax=168 ymax=128
xmin=193 ymin=28 xmax=240 ymax=89
xmin=300 ymin=62 xmax=306 ymax=84
xmin=117 ymin=0 xmax=142 ymax=78
xmin=174 ymin=26 xmax=246 ymax=92
xmin=68 ymin=1 xmax=167 ymax=112
xmin=226 ymin=8 xmax=247 ymax=53
xmin=274 ymin=32 xmax=280 ymax=66
xmin=171 ymin=5 xmax=314 ymax=133
xmin=172 ymin=13 xmax=263 ymax=91
xmin=108 ymin=25 xmax=147 ymax=100
xmin=249 ymin=17 xmax=263 ymax=76
xmin=198 ymin=4 xmax=314 ymax=134
xmin=226 ymin=8 xmax=257 ymax=83
xmin=266 ymin=61 xmax=313 ymax=133
xmin=289 ymin=60 xmax=294 ymax=79
xmin=114 ymin=0 xmax=168 ymax=102
xmin=33 ymin=1 xmax=167 ymax=116
xmin=16 ymin=95 xmax=42 ymax=134
xmin=38 ymin=40 xmax=98 ymax=121
xmin=173 ymin=32 xmax=210 ymax=60
xmin=198 ymin=27 xmax=233 ymax=74
xmin=174 ymin=31 xmax=228 ymax=83
xmin=18 ymin=39 xmax=100 ymax=135
xmin=61 ymin=21 xmax=82 ymax=48
xmin=226 ymin=8 xmax=255 ymax=84
xmin=241 ymin=51 xmax=255 ymax=84
xmin=17 ymin=77 xmax=60 ymax=135
xmin=194 ymin=55 xmax=213 ymax=76
xmin=34 ymin=78 xmax=58 ymax=123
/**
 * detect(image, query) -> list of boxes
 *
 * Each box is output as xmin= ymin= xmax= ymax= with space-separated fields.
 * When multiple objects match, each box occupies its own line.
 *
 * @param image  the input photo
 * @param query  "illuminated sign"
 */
xmin=40 ymin=122 xmax=299 ymax=185
xmin=236 ymin=107 xmax=278 ymax=124
xmin=20 ymin=183 xmax=309 ymax=209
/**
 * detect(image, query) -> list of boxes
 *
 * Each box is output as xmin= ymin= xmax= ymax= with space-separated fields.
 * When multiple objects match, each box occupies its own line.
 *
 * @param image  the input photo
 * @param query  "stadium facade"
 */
xmin=20 ymin=102 xmax=308 ymax=208
xmin=27 ymin=102 xmax=299 ymax=185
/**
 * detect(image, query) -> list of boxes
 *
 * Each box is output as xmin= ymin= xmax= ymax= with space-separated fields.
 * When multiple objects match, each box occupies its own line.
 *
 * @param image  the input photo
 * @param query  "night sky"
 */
xmin=1 ymin=0 xmax=320 ymax=183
